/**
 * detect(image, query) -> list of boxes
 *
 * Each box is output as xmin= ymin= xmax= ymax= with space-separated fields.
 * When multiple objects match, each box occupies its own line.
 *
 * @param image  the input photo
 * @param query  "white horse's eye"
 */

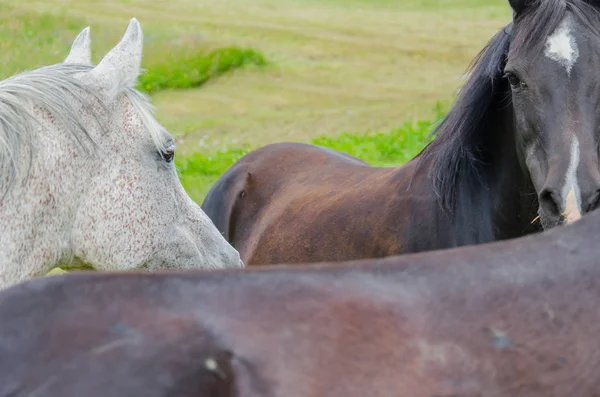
xmin=161 ymin=145 xmax=175 ymax=162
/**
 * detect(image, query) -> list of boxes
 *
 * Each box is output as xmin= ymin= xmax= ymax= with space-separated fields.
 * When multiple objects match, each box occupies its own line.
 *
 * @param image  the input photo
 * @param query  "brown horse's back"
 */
xmin=202 ymin=142 xmax=443 ymax=265
xmin=3 ymin=212 xmax=600 ymax=396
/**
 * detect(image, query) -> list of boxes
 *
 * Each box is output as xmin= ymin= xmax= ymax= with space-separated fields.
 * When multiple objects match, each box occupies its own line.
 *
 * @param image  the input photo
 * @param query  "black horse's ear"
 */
xmin=508 ymin=0 xmax=533 ymax=18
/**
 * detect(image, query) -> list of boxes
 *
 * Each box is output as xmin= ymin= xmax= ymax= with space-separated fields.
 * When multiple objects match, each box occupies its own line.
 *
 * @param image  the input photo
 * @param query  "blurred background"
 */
xmin=0 ymin=0 xmax=510 ymax=202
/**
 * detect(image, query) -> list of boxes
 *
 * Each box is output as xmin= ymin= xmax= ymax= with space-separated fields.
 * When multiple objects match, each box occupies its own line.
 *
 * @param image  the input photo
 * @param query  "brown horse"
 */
xmin=3 ymin=183 xmax=600 ymax=395
xmin=202 ymin=0 xmax=600 ymax=266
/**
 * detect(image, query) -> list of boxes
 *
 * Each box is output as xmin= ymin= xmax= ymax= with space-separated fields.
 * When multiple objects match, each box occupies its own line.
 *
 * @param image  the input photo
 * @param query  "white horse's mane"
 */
xmin=0 ymin=62 xmax=170 ymax=197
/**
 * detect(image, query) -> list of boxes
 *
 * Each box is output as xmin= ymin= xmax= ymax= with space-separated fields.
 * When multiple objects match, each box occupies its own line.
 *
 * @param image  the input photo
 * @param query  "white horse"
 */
xmin=0 ymin=18 xmax=244 ymax=289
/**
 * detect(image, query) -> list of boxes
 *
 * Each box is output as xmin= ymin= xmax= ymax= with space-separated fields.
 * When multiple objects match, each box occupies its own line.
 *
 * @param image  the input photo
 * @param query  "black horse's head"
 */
xmin=507 ymin=0 xmax=600 ymax=228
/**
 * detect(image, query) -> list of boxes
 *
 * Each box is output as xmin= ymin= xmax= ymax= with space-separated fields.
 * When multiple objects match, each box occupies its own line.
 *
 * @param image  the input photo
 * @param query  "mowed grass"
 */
xmin=4 ymin=0 xmax=511 ymax=154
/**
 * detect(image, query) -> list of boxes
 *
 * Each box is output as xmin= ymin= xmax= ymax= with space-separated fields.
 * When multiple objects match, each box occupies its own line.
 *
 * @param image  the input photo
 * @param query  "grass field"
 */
xmin=1 ymin=0 xmax=511 ymax=204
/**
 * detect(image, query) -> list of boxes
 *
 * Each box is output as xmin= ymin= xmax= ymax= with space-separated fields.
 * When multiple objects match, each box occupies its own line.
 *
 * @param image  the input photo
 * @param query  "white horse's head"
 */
xmin=0 ymin=19 xmax=243 ymax=288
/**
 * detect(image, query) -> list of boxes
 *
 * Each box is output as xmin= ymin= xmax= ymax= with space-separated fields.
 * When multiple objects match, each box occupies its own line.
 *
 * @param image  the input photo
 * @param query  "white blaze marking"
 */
xmin=545 ymin=17 xmax=579 ymax=75
xmin=562 ymin=136 xmax=582 ymax=223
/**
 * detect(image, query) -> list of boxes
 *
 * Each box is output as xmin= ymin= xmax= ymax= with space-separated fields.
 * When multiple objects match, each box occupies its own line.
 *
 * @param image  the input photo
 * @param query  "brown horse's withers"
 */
xmin=2 ymin=199 xmax=600 ymax=396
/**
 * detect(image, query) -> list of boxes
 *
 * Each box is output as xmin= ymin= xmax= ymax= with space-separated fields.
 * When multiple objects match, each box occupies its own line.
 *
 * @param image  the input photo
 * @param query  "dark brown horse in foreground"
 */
xmin=202 ymin=0 xmax=600 ymax=266
xmin=3 ymin=200 xmax=600 ymax=395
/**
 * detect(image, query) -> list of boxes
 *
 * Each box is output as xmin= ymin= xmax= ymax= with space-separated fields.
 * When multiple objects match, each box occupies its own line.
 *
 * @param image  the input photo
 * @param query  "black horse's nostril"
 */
xmin=539 ymin=188 xmax=561 ymax=217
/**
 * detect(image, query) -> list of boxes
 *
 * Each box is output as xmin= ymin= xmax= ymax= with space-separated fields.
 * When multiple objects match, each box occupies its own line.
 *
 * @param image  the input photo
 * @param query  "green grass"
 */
xmin=0 ymin=9 xmax=84 ymax=77
xmin=177 ymin=146 xmax=252 ymax=201
xmin=311 ymin=103 xmax=445 ymax=167
xmin=138 ymin=47 xmax=268 ymax=94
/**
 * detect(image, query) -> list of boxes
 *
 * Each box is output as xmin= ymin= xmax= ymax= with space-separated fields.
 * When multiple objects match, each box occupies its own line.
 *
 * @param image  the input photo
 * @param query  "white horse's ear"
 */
xmin=64 ymin=26 xmax=92 ymax=65
xmin=88 ymin=18 xmax=143 ymax=97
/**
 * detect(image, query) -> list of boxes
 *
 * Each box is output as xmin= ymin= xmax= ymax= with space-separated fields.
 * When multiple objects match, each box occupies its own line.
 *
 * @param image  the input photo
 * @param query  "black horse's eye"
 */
xmin=160 ymin=145 xmax=175 ymax=162
xmin=504 ymin=72 xmax=524 ymax=89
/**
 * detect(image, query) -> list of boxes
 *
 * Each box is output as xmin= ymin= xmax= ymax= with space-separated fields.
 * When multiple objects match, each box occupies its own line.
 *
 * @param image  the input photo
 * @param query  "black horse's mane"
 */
xmin=420 ymin=0 xmax=600 ymax=218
